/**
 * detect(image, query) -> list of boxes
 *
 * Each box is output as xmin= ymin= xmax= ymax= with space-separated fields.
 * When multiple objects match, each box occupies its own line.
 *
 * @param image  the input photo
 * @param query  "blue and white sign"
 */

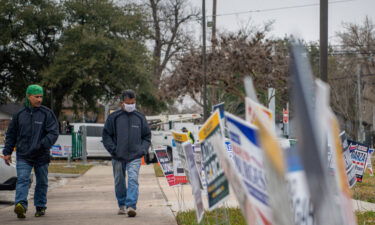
xmin=224 ymin=139 xmax=233 ymax=159
xmin=284 ymin=145 xmax=314 ymax=225
xmin=225 ymin=112 xmax=273 ymax=225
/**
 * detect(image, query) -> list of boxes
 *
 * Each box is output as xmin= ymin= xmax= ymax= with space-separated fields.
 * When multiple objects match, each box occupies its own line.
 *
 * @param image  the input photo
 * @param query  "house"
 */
xmin=0 ymin=103 xmax=23 ymax=144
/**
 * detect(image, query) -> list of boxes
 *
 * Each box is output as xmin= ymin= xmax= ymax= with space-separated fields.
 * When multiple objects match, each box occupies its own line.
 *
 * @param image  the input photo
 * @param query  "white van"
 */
xmin=80 ymin=124 xmax=110 ymax=158
xmin=52 ymin=123 xmax=110 ymax=158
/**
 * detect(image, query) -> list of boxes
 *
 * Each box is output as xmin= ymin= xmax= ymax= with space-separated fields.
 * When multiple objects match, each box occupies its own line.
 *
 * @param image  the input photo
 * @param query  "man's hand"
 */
xmin=2 ymin=155 xmax=12 ymax=166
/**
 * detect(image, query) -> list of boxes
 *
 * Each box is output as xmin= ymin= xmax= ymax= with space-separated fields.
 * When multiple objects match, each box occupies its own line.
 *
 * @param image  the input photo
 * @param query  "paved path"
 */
xmin=0 ymin=165 xmax=177 ymax=225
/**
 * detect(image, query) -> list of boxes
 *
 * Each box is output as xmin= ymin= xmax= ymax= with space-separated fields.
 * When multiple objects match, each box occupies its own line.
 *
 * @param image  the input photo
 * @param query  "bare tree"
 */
xmin=330 ymin=16 xmax=375 ymax=140
xmin=146 ymin=0 xmax=199 ymax=87
xmin=162 ymin=26 xmax=290 ymax=115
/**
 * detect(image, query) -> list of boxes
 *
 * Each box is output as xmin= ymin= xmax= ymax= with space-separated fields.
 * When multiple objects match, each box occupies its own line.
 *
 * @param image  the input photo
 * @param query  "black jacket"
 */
xmin=3 ymin=106 xmax=59 ymax=165
xmin=102 ymin=110 xmax=151 ymax=162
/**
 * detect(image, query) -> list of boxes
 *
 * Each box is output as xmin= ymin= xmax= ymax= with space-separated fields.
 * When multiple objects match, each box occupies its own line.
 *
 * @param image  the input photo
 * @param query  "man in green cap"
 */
xmin=2 ymin=84 xmax=59 ymax=219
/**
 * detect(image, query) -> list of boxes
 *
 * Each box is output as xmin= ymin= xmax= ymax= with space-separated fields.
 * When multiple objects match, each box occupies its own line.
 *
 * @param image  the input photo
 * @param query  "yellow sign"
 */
xmin=253 ymin=118 xmax=285 ymax=175
xmin=172 ymin=132 xmax=188 ymax=143
xmin=330 ymin=116 xmax=351 ymax=196
xmin=199 ymin=111 xmax=220 ymax=141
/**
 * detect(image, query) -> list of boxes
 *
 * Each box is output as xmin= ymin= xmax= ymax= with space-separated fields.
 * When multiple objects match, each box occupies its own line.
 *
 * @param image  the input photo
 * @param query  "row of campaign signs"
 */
xmin=154 ymin=96 xmax=374 ymax=225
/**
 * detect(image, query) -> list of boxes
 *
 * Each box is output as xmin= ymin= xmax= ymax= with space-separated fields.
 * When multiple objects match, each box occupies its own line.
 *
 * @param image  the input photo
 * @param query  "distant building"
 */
xmin=0 ymin=103 xmax=23 ymax=144
xmin=0 ymin=103 xmax=23 ymax=131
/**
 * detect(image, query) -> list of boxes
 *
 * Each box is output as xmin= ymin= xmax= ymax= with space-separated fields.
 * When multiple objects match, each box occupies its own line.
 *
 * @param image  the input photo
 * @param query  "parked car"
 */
xmin=0 ymin=153 xmax=17 ymax=191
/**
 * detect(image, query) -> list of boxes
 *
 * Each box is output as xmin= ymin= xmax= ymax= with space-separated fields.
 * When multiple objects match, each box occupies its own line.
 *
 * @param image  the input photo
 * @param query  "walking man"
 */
xmin=102 ymin=90 xmax=151 ymax=217
xmin=2 ymin=84 xmax=59 ymax=218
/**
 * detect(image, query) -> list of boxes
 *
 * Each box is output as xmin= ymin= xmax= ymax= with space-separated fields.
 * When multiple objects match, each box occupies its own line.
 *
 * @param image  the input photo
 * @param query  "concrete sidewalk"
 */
xmin=0 ymin=165 xmax=177 ymax=225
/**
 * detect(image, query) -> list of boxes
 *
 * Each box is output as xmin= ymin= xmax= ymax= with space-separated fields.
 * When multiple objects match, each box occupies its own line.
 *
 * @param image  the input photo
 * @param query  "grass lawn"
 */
xmin=176 ymin=208 xmax=246 ymax=225
xmin=176 ymin=208 xmax=375 ymax=225
xmin=153 ymin=163 xmax=164 ymax=177
xmin=352 ymin=157 xmax=375 ymax=203
xmin=356 ymin=211 xmax=375 ymax=224
xmin=172 ymin=158 xmax=375 ymax=224
xmin=48 ymin=164 xmax=93 ymax=174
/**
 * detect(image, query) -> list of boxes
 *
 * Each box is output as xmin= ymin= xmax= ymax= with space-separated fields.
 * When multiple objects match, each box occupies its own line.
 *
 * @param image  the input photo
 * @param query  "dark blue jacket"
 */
xmin=102 ymin=110 xmax=151 ymax=162
xmin=2 ymin=106 xmax=59 ymax=165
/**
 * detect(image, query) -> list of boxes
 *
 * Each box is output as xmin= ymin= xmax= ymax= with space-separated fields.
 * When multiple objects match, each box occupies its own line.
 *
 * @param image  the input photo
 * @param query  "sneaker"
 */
xmin=118 ymin=206 xmax=126 ymax=215
xmin=14 ymin=203 xmax=26 ymax=219
xmin=35 ymin=207 xmax=46 ymax=217
xmin=127 ymin=207 xmax=136 ymax=217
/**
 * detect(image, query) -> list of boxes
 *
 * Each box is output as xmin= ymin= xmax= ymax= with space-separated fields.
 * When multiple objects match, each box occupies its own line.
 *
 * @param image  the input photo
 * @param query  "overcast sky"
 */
xmin=189 ymin=0 xmax=375 ymax=43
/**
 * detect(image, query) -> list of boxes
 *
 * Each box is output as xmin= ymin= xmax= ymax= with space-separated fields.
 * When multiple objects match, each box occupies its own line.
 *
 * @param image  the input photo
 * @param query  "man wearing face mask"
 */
xmin=102 ymin=89 xmax=151 ymax=217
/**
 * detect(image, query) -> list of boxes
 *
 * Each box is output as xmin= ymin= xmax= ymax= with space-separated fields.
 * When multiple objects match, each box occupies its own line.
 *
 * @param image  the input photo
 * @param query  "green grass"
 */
xmin=153 ymin=163 xmax=164 ymax=177
xmin=177 ymin=208 xmax=375 ymax=225
xmin=48 ymin=164 xmax=93 ymax=174
xmin=356 ymin=211 xmax=375 ymax=224
xmin=352 ymin=158 xmax=375 ymax=203
xmin=176 ymin=208 xmax=246 ymax=225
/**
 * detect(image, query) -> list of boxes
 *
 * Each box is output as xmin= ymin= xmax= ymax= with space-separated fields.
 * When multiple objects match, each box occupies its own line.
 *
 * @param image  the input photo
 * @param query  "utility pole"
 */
xmin=202 ymin=0 xmax=208 ymax=120
xmin=320 ymin=0 xmax=328 ymax=82
xmin=357 ymin=64 xmax=363 ymax=142
xmin=211 ymin=0 xmax=217 ymax=50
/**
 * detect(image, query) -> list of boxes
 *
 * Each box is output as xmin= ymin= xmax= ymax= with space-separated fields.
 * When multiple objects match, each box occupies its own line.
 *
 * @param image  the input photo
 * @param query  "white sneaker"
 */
xmin=127 ymin=207 xmax=136 ymax=217
xmin=118 ymin=206 xmax=126 ymax=215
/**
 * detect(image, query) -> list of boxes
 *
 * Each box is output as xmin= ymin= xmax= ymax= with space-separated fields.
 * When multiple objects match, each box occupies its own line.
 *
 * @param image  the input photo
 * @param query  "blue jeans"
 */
xmin=112 ymin=158 xmax=141 ymax=209
xmin=15 ymin=160 xmax=48 ymax=209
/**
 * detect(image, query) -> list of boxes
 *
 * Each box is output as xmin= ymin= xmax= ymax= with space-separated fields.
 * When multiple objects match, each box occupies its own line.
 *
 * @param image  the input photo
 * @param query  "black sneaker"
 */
xmin=14 ymin=203 xmax=26 ymax=219
xmin=35 ymin=207 xmax=46 ymax=217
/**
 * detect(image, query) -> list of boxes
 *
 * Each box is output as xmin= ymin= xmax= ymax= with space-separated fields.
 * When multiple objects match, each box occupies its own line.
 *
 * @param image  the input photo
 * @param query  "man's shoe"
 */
xmin=127 ymin=207 xmax=136 ymax=217
xmin=14 ymin=203 xmax=26 ymax=219
xmin=35 ymin=207 xmax=46 ymax=217
xmin=118 ymin=206 xmax=126 ymax=215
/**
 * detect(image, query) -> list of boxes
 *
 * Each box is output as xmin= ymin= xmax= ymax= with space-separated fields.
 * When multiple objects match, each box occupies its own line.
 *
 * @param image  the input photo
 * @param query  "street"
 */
xmin=0 ymin=165 xmax=176 ymax=225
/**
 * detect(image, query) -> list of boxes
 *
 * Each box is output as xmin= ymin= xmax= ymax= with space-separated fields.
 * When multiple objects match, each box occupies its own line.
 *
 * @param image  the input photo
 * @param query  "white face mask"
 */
xmin=123 ymin=103 xmax=136 ymax=112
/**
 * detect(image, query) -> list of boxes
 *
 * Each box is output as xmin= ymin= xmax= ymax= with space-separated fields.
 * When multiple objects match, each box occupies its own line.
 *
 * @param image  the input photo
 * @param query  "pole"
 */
xmin=268 ymin=88 xmax=276 ymax=125
xmin=202 ymin=0 xmax=208 ymax=120
xmin=211 ymin=0 xmax=217 ymax=50
xmin=320 ymin=0 xmax=328 ymax=82
xmin=357 ymin=64 xmax=363 ymax=142
xmin=81 ymin=126 xmax=87 ymax=164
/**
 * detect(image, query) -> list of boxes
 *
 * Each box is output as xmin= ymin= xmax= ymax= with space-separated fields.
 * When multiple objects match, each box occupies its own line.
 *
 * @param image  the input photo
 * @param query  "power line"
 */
xmin=330 ymin=73 xmax=375 ymax=80
xmin=206 ymin=0 xmax=356 ymax=18
xmin=143 ymin=0 xmax=356 ymax=24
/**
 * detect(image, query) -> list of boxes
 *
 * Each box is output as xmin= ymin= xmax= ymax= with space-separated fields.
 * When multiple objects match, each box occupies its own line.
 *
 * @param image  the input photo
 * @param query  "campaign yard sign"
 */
xmin=366 ymin=148 xmax=374 ymax=176
xmin=245 ymin=97 xmax=294 ymax=225
xmin=224 ymin=138 xmax=233 ymax=159
xmin=284 ymin=145 xmax=314 ymax=225
xmin=51 ymin=145 xmax=70 ymax=157
xmin=199 ymin=110 xmax=229 ymax=210
xmin=340 ymin=133 xmax=357 ymax=188
xmin=183 ymin=142 xmax=204 ymax=223
xmin=348 ymin=140 xmax=369 ymax=182
xmin=154 ymin=146 xmax=176 ymax=186
xmin=171 ymin=132 xmax=189 ymax=184
xmin=193 ymin=144 xmax=206 ymax=189
xmin=51 ymin=145 xmax=63 ymax=157
xmin=245 ymin=97 xmax=273 ymax=125
xmin=225 ymin=112 xmax=273 ymax=225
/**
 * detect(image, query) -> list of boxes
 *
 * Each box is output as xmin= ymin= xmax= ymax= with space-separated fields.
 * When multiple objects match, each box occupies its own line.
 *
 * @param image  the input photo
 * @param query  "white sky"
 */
xmin=189 ymin=0 xmax=375 ymax=43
